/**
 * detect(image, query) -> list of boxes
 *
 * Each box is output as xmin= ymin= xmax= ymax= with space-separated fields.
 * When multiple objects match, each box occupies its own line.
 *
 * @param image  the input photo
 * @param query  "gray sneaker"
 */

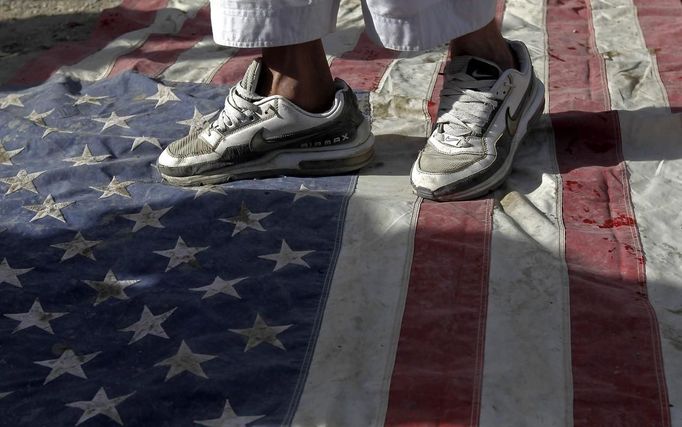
xmin=411 ymin=40 xmax=545 ymax=201
xmin=158 ymin=60 xmax=374 ymax=186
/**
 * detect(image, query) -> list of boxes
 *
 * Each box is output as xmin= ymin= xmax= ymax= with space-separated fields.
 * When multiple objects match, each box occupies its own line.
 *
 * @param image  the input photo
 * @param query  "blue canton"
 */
xmin=0 ymin=72 xmax=355 ymax=426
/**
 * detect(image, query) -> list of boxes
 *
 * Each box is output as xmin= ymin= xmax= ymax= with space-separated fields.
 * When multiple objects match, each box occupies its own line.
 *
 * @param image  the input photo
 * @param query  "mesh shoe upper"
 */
xmin=418 ymin=56 xmax=509 ymax=174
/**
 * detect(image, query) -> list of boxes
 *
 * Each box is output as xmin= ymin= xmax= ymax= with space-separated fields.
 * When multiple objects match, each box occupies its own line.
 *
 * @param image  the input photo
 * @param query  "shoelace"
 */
xmin=206 ymin=84 xmax=261 ymax=136
xmin=436 ymin=72 xmax=509 ymax=147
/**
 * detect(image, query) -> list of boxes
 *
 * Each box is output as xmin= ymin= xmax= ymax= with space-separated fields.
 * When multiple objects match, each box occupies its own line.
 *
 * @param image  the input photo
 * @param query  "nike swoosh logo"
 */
xmin=505 ymin=106 xmax=521 ymax=138
xmin=471 ymin=70 xmax=496 ymax=79
xmin=505 ymin=77 xmax=536 ymax=138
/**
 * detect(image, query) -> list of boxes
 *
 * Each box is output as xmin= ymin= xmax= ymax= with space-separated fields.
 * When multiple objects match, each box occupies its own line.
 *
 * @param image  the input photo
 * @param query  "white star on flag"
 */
xmin=121 ymin=204 xmax=171 ymax=232
xmin=0 ymin=169 xmax=43 ymax=195
xmin=194 ymin=400 xmax=265 ymax=427
xmin=63 ymin=145 xmax=110 ymax=166
xmin=229 ymin=313 xmax=292 ymax=352
xmin=154 ymin=340 xmax=216 ymax=381
xmin=67 ymin=93 xmax=109 ymax=106
xmin=23 ymin=194 xmax=73 ymax=223
xmin=258 ymin=240 xmax=315 ymax=272
xmin=291 ymin=184 xmax=328 ymax=202
xmin=120 ymin=306 xmax=177 ymax=344
xmin=146 ymin=84 xmax=180 ymax=108
xmin=177 ymin=107 xmax=217 ymax=134
xmin=192 ymin=185 xmax=227 ymax=199
xmin=0 ymin=258 xmax=33 ymax=288
xmin=66 ymin=387 xmax=134 ymax=426
xmin=51 ymin=232 xmax=101 ymax=262
xmin=0 ymin=143 xmax=23 ymax=166
xmin=91 ymin=176 xmax=135 ymax=199
xmin=83 ymin=270 xmax=140 ymax=305
xmin=0 ymin=93 xmax=24 ymax=109
xmin=219 ymin=202 xmax=272 ymax=236
xmin=129 ymin=136 xmax=161 ymax=151
xmin=154 ymin=237 xmax=209 ymax=272
xmin=35 ymin=349 xmax=101 ymax=384
xmin=4 ymin=299 xmax=67 ymax=334
xmin=25 ymin=109 xmax=54 ymax=126
xmin=41 ymin=126 xmax=58 ymax=138
xmin=93 ymin=111 xmax=135 ymax=131
xmin=190 ymin=276 xmax=247 ymax=300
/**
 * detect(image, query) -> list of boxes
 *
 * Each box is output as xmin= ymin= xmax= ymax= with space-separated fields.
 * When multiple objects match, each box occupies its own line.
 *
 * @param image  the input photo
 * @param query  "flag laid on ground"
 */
xmin=1 ymin=0 xmax=681 ymax=426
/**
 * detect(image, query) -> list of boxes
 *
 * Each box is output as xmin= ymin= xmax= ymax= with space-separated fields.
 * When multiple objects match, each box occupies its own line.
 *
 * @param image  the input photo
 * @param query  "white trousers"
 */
xmin=210 ymin=0 xmax=497 ymax=51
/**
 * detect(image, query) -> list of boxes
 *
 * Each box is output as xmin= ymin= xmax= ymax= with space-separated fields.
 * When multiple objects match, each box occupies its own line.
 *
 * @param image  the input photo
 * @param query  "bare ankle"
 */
xmin=258 ymin=40 xmax=335 ymax=113
xmin=450 ymin=20 xmax=517 ymax=71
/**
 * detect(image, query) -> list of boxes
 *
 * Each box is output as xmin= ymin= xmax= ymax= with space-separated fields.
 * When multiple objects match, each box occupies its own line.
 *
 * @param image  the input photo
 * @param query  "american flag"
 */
xmin=0 ymin=0 xmax=681 ymax=426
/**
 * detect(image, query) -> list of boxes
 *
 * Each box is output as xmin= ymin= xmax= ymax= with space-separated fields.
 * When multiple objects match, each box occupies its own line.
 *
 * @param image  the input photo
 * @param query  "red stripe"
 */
xmin=107 ymin=5 xmax=211 ymax=78
xmin=7 ymin=0 xmax=167 ymax=86
xmin=385 ymin=200 xmax=492 ymax=427
xmin=632 ymin=0 xmax=682 ymax=111
xmin=547 ymin=0 xmax=671 ymax=425
xmin=329 ymin=32 xmax=398 ymax=92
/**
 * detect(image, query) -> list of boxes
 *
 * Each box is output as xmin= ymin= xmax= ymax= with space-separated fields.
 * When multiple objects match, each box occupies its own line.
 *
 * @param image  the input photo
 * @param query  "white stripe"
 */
xmin=591 ymin=0 xmax=669 ymax=111
xmin=479 ymin=1 xmax=573 ymax=426
xmin=371 ymin=49 xmax=447 ymax=138
xmin=324 ymin=0 xmax=365 ymax=64
xmin=160 ymin=36 xmax=237 ymax=83
xmin=291 ymin=49 xmax=444 ymax=427
xmin=593 ymin=0 xmax=681 ymax=423
xmin=57 ymin=0 xmax=207 ymax=82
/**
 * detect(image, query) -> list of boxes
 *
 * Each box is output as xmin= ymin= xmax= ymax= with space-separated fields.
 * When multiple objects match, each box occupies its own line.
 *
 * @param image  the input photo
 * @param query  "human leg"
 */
xmin=157 ymin=0 xmax=374 ymax=185
xmin=258 ymin=40 xmax=335 ymax=113
xmin=449 ymin=19 xmax=517 ymax=71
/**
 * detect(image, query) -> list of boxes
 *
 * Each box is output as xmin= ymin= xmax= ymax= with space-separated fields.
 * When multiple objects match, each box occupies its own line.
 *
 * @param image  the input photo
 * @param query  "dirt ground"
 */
xmin=0 ymin=0 xmax=119 ymax=84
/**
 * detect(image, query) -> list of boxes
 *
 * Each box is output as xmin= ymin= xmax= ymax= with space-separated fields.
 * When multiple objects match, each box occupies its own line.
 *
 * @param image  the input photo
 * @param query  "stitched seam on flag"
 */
xmin=587 ymin=0 xmax=611 ymax=112
xmin=615 ymin=103 xmax=673 ymax=426
xmin=424 ymin=49 xmax=447 ymax=127
xmin=470 ymin=197 xmax=494 ymax=427
xmin=587 ymin=0 xmax=670 ymax=422
xmin=633 ymin=0 xmax=672 ymax=112
xmin=374 ymin=196 xmax=422 ymax=427
xmin=628 ymin=1 xmax=676 ymax=421
xmin=541 ymin=0 xmax=575 ymax=422
xmin=283 ymin=175 xmax=359 ymax=426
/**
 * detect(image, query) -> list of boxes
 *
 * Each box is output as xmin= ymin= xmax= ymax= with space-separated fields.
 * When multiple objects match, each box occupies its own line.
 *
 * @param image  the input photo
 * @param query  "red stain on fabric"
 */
xmin=598 ymin=215 xmax=636 ymax=229
xmin=566 ymin=180 xmax=583 ymax=191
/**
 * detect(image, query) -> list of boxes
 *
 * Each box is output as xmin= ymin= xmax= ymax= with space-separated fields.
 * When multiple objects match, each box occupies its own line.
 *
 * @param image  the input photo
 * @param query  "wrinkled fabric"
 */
xmin=209 ymin=0 xmax=496 ymax=50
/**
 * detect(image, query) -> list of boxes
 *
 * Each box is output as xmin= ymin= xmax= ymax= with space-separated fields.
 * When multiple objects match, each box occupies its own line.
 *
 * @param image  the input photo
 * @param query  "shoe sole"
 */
xmin=415 ymin=78 xmax=546 ymax=202
xmin=161 ymin=132 xmax=375 ymax=187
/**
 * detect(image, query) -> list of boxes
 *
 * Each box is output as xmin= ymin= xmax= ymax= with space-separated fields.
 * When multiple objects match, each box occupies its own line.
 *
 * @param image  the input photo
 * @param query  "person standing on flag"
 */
xmin=157 ymin=0 xmax=545 ymax=201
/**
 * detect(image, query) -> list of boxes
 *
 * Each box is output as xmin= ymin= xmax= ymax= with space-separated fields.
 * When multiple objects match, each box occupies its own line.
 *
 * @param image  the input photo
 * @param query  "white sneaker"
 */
xmin=158 ymin=60 xmax=374 ymax=186
xmin=411 ymin=40 xmax=545 ymax=201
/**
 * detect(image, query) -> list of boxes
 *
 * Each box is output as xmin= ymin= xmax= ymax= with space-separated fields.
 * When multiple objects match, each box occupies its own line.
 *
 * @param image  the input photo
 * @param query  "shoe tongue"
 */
xmin=239 ymin=59 xmax=264 ymax=98
xmin=448 ymin=56 xmax=502 ymax=81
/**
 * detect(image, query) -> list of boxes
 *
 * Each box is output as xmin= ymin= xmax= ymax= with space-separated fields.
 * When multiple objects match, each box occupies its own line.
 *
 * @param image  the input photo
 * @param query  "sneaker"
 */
xmin=411 ymin=40 xmax=545 ymax=201
xmin=158 ymin=60 xmax=374 ymax=186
